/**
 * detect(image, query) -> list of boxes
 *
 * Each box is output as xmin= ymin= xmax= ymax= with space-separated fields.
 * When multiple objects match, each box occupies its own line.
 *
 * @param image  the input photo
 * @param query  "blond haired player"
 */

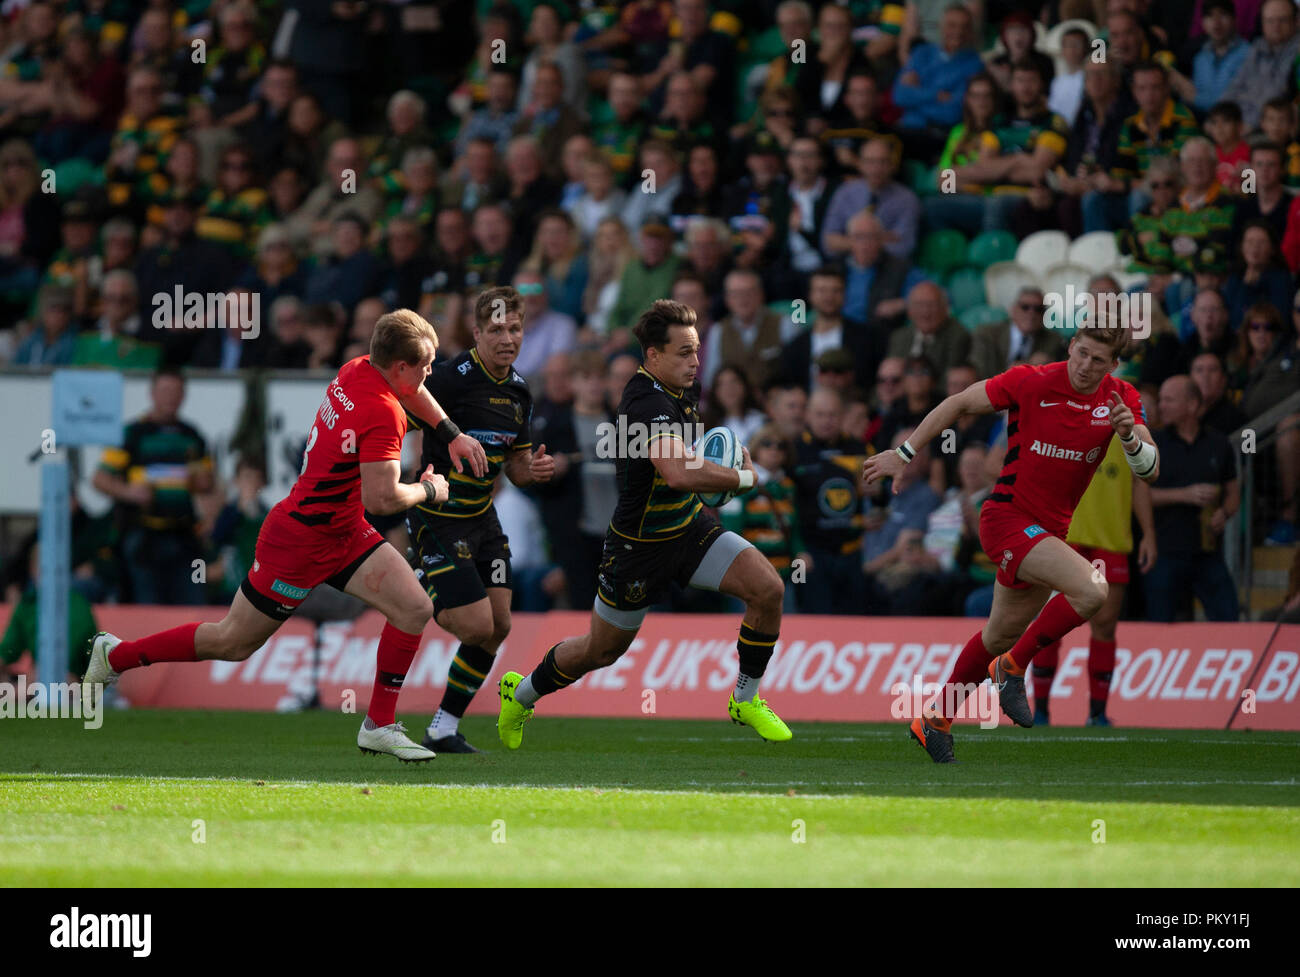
xmin=82 ymin=310 xmax=488 ymax=761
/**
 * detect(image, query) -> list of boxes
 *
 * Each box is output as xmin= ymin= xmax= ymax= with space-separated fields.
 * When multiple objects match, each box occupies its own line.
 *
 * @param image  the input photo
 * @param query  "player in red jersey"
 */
xmin=81 ymin=310 xmax=489 ymax=762
xmin=863 ymin=325 xmax=1160 ymax=762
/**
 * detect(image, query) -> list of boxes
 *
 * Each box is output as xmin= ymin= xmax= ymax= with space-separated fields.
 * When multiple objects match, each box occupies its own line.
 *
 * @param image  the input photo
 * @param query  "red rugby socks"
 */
xmin=108 ymin=623 xmax=201 ymax=672
xmin=366 ymin=622 xmax=422 ymax=728
xmin=1008 ymin=594 xmax=1087 ymax=672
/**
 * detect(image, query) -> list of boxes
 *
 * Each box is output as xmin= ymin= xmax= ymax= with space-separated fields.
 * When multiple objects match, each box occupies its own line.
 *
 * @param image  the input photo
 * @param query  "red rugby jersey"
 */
xmin=282 ymin=356 xmax=407 ymax=532
xmin=983 ymin=362 xmax=1146 ymax=536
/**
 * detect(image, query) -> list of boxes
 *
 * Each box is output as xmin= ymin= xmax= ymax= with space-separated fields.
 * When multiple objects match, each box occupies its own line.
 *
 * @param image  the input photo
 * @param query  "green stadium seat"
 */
xmin=51 ymin=157 xmax=103 ymax=196
xmin=946 ymin=267 xmax=987 ymax=315
xmin=966 ymin=230 xmax=1018 ymax=269
xmin=917 ymin=229 xmax=967 ymax=275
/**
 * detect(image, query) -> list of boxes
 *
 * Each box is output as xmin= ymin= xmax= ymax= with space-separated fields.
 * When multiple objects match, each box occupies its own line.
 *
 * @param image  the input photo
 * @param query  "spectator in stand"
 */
xmin=820 ymin=72 xmax=900 ymax=180
xmin=466 ymin=202 xmax=523 ymax=288
xmin=1259 ymin=97 xmax=1300 ymax=191
xmin=130 ymin=6 xmax=202 ymax=115
xmin=284 ymin=137 xmax=382 ymax=258
xmin=987 ymin=12 xmax=1055 ymax=95
xmin=342 ymin=297 xmax=386 ymax=362
xmin=1179 ymin=0 xmax=1249 ymax=115
xmin=521 ymin=208 xmax=589 ymax=323
xmin=375 ymin=216 xmax=436 ymax=312
xmin=513 ymin=267 xmax=577 ymax=382
xmin=703 ymin=364 xmax=768 ymax=446
xmin=791 ymin=386 xmax=868 ymax=614
xmin=609 ymin=216 xmax=680 ymax=332
xmin=1218 ymin=0 xmax=1300 ymax=129
xmin=239 ymin=58 xmax=299 ymax=175
xmin=521 ymin=2 xmax=587 ymax=110
xmin=444 ymin=137 xmax=509 ymax=215
xmin=282 ymin=0 xmax=368 ymax=127
xmin=238 ymin=223 xmax=307 ymax=308
xmin=886 ymin=281 xmax=972 ymax=378
xmin=266 ymin=164 xmax=308 ymax=223
xmin=641 ymin=0 xmax=735 ymax=133
xmin=873 ymin=357 xmax=946 ymax=499
xmin=1086 ymin=61 xmax=1198 ymax=233
xmin=1232 ymin=142 xmax=1289 ymax=246
xmin=768 ymin=136 xmax=837 ymax=285
xmin=650 ymin=71 xmax=716 ymax=158
xmin=503 ymin=134 xmax=563 ymax=254
xmin=190 ymin=0 xmax=267 ymax=142
xmin=1048 ymin=26 xmax=1087 ymax=127
xmin=374 ymin=147 xmax=441 ymax=243
xmin=781 ymin=264 xmax=883 ymax=392
xmin=209 ymin=455 xmax=269 ymax=603
xmin=620 ymin=139 xmax=683 ymax=230
xmin=1191 ymin=351 xmax=1246 ymax=434
xmin=862 ymin=426 xmax=942 ymax=614
xmin=936 ymin=61 xmax=1068 ymax=234
xmin=303 ymin=212 xmax=381 ymax=316
xmin=301 ymin=302 xmax=344 ymax=370
xmin=1146 ymin=374 xmax=1240 ymax=621
xmin=264 ymin=296 xmax=311 ymax=369
xmin=1161 ymin=137 xmax=1238 ymax=278
xmin=72 ymin=270 xmax=160 ymax=370
xmin=1205 ymin=101 xmax=1250 ymax=192
xmin=93 ymin=367 xmax=214 ymax=606
xmin=0 ymin=138 xmax=60 ymax=298
xmin=970 ymin=286 xmax=1067 ymax=380
xmin=0 ymin=543 xmax=97 ymax=685
xmin=763 ymin=377 xmax=808 ymax=443
xmin=670 ymin=143 xmax=727 ymax=228
xmin=1222 ymin=221 xmax=1292 ymax=329
xmin=823 ymin=137 xmax=921 ymax=259
xmin=795 ymin=2 xmax=874 ymax=132
xmin=703 ymin=268 xmax=797 ymax=392
xmin=891 ymin=4 xmax=982 ymax=157
xmin=680 ymin=216 xmax=732 ymax=319
xmin=582 ymin=216 xmax=634 ymax=336
xmin=13 ymin=285 xmax=77 ymax=367
xmin=1060 ymin=58 xmax=1132 ymax=236
xmin=592 ymin=71 xmax=651 ymax=185
xmin=279 ymin=91 xmax=348 ymax=183
xmin=196 ymin=141 xmax=271 ymax=263
xmin=104 ymin=66 xmax=183 ymax=218
xmin=719 ymin=422 xmax=804 ymax=613
xmin=840 ymin=210 xmax=927 ymax=331
xmin=456 ymin=69 xmax=521 ymax=159
xmin=513 ymin=62 xmax=585 ymax=180
xmin=368 ymin=90 xmax=434 ymax=193
xmin=565 ymin=152 xmax=626 ymax=242
xmin=1241 ymin=289 xmax=1300 ymax=544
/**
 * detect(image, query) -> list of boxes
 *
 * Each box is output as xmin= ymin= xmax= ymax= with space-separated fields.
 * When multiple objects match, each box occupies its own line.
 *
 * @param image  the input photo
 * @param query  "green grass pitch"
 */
xmin=1 ymin=710 xmax=1297 ymax=886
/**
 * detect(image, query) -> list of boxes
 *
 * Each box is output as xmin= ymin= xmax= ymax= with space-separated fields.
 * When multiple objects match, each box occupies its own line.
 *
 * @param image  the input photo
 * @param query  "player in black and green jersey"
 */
xmin=497 ymin=300 xmax=793 ymax=749
xmin=405 ymin=286 xmax=555 ymax=753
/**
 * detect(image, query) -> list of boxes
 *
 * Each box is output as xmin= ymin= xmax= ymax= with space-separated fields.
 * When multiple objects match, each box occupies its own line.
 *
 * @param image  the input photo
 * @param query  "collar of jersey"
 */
xmin=637 ymin=365 xmax=682 ymax=399
xmin=471 ymin=348 xmax=509 ymax=384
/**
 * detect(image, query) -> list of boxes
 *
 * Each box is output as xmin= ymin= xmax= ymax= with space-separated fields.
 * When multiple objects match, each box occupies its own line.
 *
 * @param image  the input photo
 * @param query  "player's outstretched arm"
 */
xmin=399 ymin=383 xmax=488 ymax=477
xmin=649 ymin=437 xmax=755 ymax=495
xmin=361 ymin=460 xmax=449 ymax=515
xmin=862 ymin=381 xmax=995 ymax=492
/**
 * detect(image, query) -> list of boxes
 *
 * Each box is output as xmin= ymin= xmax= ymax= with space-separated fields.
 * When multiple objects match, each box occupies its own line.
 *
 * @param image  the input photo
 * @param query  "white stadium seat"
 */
xmin=1040 ymin=261 xmax=1094 ymax=301
xmin=984 ymin=261 xmax=1042 ymax=312
xmin=1068 ymin=231 xmax=1122 ymax=272
xmin=1015 ymin=230 xmax=1070 ymax=278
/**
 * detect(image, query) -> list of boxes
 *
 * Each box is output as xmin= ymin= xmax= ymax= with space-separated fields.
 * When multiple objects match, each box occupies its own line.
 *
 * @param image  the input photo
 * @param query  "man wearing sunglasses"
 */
xmin=971 ymin=286 xmax=1067 ymax=380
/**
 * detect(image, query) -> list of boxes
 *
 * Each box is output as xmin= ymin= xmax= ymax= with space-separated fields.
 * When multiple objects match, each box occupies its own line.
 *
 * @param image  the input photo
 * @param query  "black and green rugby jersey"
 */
xmin=609 ymin=367 xmax=705 ymax=542
xmin=98 ymin=418 xmax=212 ymax=533
xmin=408 ymin=348 xmax=533 ymax=520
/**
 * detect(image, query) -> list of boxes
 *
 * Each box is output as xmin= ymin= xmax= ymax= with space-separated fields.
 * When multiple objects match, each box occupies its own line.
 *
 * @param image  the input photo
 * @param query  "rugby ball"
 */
xmin=694 ymin=426 xmax=744 ymax=507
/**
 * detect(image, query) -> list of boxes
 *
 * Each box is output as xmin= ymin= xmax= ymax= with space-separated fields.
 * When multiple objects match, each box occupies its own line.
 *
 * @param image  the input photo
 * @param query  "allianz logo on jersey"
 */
xmin=1029 ymin=439 xmax=1101 ymax=463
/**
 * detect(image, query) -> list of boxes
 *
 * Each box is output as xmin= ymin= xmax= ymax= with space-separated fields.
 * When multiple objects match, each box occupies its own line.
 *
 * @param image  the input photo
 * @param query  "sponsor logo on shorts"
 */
xmin=1023 ymin=525 xmax=1046 ymax=539
xmin=1030 ymin=439 xmax=1084 ymax=462
xmin=270 ymin=578 xmax=311 ymax=600
xmin=1000 ymin=549 xmax=1014 ymax=570
xmin=625 ymin=580 xmax=647 ymax=603
xmin=454 ymin=539 xmax=471 ymax=560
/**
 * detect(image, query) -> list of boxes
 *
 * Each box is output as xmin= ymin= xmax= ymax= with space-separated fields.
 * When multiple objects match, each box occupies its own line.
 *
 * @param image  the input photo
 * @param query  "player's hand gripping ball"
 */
xmin=694 ymin=426 xmax=744 ymax=507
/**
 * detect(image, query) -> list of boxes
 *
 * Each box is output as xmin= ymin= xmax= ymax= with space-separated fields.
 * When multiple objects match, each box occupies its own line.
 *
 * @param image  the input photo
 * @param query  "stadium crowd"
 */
xmin=2 ymin=0 xmax=1300 ymax=639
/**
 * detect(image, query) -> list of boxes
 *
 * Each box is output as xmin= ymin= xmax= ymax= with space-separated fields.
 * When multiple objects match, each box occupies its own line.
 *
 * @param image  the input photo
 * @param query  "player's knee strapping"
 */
xmin=737 ymin=623 xmax=779 ymax=677
xmin=442 ymin=644 xmax=494 ymax=716
xmin=531 ymin=643 xmax=579 ymax=697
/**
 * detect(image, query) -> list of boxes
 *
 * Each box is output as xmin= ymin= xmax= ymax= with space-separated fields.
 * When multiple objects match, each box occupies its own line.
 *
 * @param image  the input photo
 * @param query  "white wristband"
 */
xmin=736 ymin=469 xmax=755 ymax=491
xmin=1123 ymin=437 xmax=1157 ymax=478
xmin=896 ymin=439 xmax=916 ymax=463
